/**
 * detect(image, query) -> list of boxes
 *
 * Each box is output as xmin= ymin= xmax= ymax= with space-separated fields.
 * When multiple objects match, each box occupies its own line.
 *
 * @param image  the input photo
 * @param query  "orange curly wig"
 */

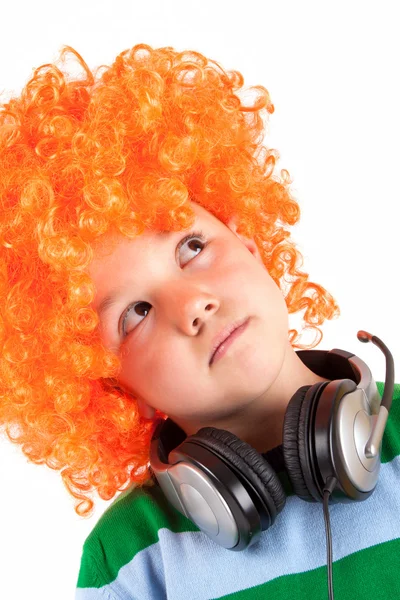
xmin=0 ymin=44 xmax=340 ymax=517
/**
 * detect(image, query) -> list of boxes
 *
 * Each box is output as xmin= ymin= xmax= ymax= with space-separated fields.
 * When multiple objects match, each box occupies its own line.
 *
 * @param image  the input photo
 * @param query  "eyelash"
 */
xmin=119 ymin=230 xmax=208 ymax=339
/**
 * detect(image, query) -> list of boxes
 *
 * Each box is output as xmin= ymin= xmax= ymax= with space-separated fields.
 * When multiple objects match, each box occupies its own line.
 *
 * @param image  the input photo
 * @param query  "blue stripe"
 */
xmin=76 ymin=454 xmax=400 ymax=600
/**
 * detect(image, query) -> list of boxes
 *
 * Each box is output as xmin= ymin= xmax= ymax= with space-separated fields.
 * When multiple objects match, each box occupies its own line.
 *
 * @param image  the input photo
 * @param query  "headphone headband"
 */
xmin=149 ymin=340 xmax=392 ymax=555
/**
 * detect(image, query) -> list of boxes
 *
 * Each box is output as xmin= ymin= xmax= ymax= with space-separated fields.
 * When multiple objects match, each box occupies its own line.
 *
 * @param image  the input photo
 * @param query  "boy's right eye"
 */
xmin=119 ymin=231 xmax=208 ymax=338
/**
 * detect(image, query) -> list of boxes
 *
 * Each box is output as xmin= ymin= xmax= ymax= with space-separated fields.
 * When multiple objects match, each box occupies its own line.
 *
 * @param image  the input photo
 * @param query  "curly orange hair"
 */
xmin=0 ymin=44 xmax=340 ymax=517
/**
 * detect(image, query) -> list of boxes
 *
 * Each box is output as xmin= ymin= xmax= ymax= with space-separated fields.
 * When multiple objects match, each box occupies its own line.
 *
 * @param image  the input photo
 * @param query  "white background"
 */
xmin=0 ymin=1 xmax=398 ymax=598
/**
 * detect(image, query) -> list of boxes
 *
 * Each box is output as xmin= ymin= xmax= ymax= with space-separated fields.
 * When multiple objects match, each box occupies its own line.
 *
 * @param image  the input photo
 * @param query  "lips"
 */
xmin=209 ymin=317 xmax=249 ymax=365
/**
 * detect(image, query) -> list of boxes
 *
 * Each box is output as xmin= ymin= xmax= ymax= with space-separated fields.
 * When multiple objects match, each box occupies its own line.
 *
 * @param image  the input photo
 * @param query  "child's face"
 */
xmin=88 ymin=201 xmax=289 ymax=427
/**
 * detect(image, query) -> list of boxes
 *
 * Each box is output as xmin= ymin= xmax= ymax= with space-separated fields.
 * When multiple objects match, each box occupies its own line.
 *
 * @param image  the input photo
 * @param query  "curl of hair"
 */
xmin=0 ymin=44 xmax=340 ymax=517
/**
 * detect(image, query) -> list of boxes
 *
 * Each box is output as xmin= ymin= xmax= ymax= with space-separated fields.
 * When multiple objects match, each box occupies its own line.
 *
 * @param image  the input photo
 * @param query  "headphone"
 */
xmin=150 ymin=332 xmax=394 ymax=551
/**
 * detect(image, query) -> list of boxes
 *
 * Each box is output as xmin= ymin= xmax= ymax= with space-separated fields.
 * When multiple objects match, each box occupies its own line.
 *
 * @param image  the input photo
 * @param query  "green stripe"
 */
xmin=77 ymin=482 xmax=198 ymax=588
xmin=77 ymin=381 xmax=400 ymax=589
xmin=379 ymin=382 xmax=400 ymax=463
xmin=213 ymin=536 xmax=400 ymax=599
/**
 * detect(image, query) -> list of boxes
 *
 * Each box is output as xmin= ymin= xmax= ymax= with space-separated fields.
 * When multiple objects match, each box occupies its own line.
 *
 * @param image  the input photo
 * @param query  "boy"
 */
xmin=0 ymin=44 xmax=398 ymax=599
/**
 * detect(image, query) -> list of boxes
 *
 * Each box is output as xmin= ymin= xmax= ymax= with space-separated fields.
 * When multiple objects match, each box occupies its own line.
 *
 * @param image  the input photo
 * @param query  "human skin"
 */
xmin=87 ymin=201 xmax=328 ymax=453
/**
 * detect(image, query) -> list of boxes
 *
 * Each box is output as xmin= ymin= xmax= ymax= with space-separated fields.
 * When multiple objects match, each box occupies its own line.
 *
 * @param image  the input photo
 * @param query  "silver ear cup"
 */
xmin=163 ymin=446 xmax=263 ymax=550
xmin=167 ymin=458 xmax=251 ymax=548
xmin=283 ymin=379 xmax=380 ymax=502
xmin=334 ymin=386 xmax=380 ymax=494
xmin=150 ymin=421 xmax=287 ymax=551
xmin=306 ymin=379 xmax=380 ymax=500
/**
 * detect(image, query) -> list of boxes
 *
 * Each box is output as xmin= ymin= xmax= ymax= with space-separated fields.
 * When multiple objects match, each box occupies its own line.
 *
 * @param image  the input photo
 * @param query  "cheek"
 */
xmin=242 ymin=262 xmax=289 ymax=354
xmin=118 ymin=342 xmax=198 ymax=405
xmin=235 ymin=259 xmax=287 ymax=323
xmin=266 ymin=277 xmax=289 ymax=323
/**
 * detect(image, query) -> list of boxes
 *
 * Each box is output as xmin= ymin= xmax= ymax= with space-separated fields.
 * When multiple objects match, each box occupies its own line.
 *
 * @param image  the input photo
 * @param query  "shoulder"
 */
xmin=76 ymin=479 xmax=198 ymax=592
xmin=86 ymin=479 xmax=196 ymax=549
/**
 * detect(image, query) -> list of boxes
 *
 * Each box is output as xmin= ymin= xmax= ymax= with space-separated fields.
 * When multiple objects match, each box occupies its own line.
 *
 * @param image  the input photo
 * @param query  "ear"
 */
xmin=137 ymin=397 xmax=156 ymax=420
xmin=226 ymin=216 xmax=263 ymax=263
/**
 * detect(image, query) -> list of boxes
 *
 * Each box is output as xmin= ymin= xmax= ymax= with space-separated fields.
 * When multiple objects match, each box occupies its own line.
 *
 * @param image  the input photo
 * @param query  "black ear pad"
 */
xmin=187 ymin=427 xmax=286 ymax=525
xmin=283 ymin=383 xmax=328 ymax=502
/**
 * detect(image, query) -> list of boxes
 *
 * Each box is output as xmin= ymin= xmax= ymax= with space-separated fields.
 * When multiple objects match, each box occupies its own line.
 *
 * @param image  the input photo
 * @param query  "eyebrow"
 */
xmin=97 ymin=286 xmax=127 ymax=320
xmin=95 ymin=230 xmax=173 ymax=321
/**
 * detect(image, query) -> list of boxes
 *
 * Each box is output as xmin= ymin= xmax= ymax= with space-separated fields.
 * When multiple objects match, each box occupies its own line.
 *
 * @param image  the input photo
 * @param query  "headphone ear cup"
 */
xmin=189 ymin=427 xmax=286 ymax=525
xmin=283 ymin=383 xmax=328 ymax=502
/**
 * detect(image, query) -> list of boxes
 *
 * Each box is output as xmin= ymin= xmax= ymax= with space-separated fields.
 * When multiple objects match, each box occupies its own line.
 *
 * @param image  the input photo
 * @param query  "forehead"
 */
xmin=87 ymin=200 xmax=224 ymax=277
xmin=93 ymin=202 xmax=217 ymax=255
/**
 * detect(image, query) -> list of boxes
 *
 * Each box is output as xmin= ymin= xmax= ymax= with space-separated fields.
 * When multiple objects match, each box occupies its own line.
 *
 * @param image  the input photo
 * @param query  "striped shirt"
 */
xmin=76 ymin=381 xmax=400 ymax=599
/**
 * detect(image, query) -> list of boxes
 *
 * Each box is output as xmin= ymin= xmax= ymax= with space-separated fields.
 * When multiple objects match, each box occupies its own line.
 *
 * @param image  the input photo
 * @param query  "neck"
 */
xmin=175 ymin=341 xmax=330 ymax=454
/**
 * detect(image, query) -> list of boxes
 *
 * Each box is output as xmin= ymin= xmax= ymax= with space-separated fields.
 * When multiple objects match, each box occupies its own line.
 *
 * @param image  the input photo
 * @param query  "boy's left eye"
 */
xmin=119 ymin=230 xmax=208 ymax=338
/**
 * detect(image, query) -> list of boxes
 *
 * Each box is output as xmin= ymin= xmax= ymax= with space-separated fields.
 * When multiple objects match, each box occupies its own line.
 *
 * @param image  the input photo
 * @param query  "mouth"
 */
xmin=209 ymin=317 xmax=249 ymax=366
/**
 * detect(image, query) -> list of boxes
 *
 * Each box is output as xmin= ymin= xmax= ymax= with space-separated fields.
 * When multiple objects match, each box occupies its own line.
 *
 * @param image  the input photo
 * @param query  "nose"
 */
xmin=160 ymin=281 xmax=220 ymax=334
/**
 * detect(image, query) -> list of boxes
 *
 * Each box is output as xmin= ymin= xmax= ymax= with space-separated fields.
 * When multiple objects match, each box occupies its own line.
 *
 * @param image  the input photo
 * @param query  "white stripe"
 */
xmin=77 ymin=455 xmax=400 ymax=600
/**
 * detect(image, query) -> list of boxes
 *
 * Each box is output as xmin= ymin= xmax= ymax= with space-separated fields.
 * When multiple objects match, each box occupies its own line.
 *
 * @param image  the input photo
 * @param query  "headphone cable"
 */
xmin=323 ymin=477 xmax=337 ymax=600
